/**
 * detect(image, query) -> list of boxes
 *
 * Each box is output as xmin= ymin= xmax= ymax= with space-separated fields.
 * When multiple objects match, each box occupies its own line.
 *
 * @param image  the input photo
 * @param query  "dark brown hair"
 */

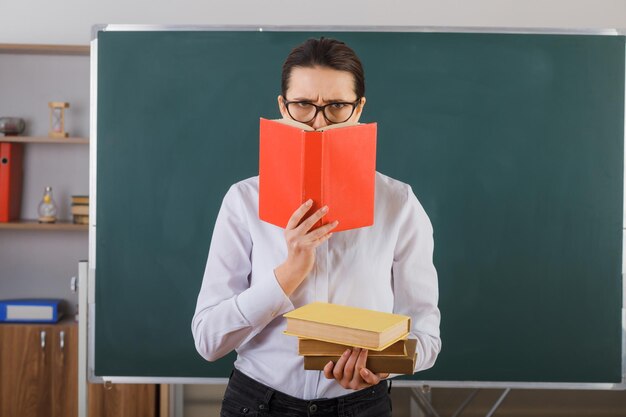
xmin=281 ymin=37 xmax=365 ymax=99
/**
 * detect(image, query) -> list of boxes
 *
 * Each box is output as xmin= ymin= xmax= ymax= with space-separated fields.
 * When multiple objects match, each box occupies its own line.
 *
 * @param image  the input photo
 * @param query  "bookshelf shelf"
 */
xmin=0 ymin=43 xmax=89 ymax=56
xmin=0 ymin=136 xmax=89 ymax=145
xmin=0 ymin=220 xmax=88 ymax=231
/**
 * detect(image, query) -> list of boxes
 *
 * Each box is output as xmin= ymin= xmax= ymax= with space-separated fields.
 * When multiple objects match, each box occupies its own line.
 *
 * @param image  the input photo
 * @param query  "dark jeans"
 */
xmin=220 ymin=369 xmax=392 ymax=417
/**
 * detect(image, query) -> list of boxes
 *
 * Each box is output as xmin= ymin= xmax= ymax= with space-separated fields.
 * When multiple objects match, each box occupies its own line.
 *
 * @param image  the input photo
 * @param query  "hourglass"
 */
xmin=48 ymin=102 xmax=69 ymax=138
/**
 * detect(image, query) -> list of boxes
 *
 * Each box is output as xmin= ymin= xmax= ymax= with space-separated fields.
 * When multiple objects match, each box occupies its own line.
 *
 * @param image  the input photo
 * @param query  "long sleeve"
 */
xmin=392 ymin=185 xmax=441 ymax=373
xmin=190 ymin=174 xmax=440 ymax=399
xmin=191 ymin=183 xmax=293 ymax=362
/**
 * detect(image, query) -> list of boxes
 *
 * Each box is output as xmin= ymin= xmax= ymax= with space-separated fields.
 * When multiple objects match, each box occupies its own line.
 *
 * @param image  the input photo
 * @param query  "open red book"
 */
xmin=259 ymin=118 xmax=376 ymax=232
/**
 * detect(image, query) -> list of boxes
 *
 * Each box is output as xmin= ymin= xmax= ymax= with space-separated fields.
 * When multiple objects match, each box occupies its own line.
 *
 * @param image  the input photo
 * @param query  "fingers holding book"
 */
xmin=285 ymin=199 xmax=315 ymax=230
xmin=357 ymin=349 xmax=390 ymax=386
xmin=286 ymin=200 xmax=339 ymax=231
xmin=323 ymin=348 xmax=389 ymax=390
xmin=285 ymin=201 xmax=338 ymax=250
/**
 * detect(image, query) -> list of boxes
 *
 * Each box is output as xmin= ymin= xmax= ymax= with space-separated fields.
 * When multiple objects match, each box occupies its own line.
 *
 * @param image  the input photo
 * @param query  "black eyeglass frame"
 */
xmin=282 ymin=97 xmax=362 ymax=124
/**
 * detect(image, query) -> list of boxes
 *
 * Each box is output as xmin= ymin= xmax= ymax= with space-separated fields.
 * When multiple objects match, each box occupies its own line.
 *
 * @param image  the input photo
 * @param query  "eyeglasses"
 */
xmin=283 ymin=97 xmax=361 ymax=124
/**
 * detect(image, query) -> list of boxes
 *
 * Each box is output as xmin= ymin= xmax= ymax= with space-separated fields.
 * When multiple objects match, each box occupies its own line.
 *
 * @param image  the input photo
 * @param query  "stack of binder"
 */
xmin=283 ymin=302 xmax=417 ymax=374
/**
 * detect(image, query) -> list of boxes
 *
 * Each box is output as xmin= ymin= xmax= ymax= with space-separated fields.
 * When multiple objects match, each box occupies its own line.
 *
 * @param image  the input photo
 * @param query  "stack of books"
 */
xmin=283 ymin=302 xmax=417 ymax=374
xmin=71 ymin=195 xmax=89 ymax=224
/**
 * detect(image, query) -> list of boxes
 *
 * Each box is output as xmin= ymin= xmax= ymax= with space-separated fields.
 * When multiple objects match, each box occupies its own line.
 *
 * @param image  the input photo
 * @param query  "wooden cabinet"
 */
xmin=0 ymin=321 xmax=77 ymax=417
xmin=89 ymin=384 xmax=158 ymax=417
xmin=52 ymin=324 xmax=78 ymax=417
xmin=0 ymin=322 xmax=162 ymax=417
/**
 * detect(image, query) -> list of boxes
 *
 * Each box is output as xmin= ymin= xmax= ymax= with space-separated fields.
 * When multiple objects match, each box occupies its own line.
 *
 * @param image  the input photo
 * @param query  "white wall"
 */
xmin=1 ymin=0 xmax=626 ymax=45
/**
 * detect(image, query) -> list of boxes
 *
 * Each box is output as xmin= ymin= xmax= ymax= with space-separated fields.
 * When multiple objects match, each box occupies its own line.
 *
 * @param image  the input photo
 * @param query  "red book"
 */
xmin=259 ymin=118 xmax=376 ymax=232
xmin=0 ymin=142 xmax=24 ymax=222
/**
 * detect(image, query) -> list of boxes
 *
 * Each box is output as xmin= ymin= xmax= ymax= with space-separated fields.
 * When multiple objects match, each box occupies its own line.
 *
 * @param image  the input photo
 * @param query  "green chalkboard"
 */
xmin=95 ymin=29 xmax=624 ymax=384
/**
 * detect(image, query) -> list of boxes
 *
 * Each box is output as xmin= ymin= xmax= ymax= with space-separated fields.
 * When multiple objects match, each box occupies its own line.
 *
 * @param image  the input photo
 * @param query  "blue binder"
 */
xmin=0 ymin=299 xmax=63 ymax=323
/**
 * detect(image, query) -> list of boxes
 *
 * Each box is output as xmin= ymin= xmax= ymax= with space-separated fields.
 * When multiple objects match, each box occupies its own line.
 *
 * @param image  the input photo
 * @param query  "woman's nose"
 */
xmin=311 ymin=110 xmax=328 ymax=130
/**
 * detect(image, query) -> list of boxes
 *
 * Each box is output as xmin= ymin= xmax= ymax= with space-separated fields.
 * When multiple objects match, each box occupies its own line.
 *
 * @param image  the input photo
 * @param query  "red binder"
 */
xmin=259 ymin=118 xmax=376 ymax=232
xmin=0 ymin=142 xmax=24 ymax=222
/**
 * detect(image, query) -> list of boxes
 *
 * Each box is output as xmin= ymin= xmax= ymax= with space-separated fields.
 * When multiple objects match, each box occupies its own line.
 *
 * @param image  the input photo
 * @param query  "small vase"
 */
xmin=38 ymin=186 xmax=58 ymax=223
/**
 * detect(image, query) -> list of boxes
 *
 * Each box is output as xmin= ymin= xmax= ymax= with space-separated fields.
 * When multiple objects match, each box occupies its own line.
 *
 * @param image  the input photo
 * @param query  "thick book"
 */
xmin=0 ymin=299 xmax=63 ymax=323
xmin=0 ymin=142 xmax=24 ymax=222
xmin=71 ymin=204 xmax=89 ymax=215
xmin=303 ymin=339 xmax=417 ymax=375
xmin=73 ymin=214 xmax=89 ymax=225
xmin=259 ymin=118 xmax=377 ymax=232
xmin=283 ymin=302 xmax=410 ymax=351
xmin=299 ymin=337 xmax=408 ymax=356
xmin=71 ymin=195 xmax=89 ymax=205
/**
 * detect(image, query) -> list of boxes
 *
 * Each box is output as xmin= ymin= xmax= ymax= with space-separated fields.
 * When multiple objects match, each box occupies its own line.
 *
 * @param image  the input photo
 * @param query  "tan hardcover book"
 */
xmin=298 ymin=338 xmax=407 ymax=357
xmin=71 ymin=204 xmax=89 ymax=215
xmin=73 ymin=214 xmax=89 ymax=225
xmin=283 ymin=302 xmax=411 ymax=351
xmin=71 ymin=195 xmax=89 ymax=205
xmin=303 ymin=339 xmax=417 ymax=374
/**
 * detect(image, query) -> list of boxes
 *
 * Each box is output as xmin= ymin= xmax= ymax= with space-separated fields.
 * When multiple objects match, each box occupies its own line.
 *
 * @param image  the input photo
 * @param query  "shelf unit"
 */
xmin=0 ymin=136 xmax=90 ymax=231
xmin=0 ymin=44 xmax=90 ymax=231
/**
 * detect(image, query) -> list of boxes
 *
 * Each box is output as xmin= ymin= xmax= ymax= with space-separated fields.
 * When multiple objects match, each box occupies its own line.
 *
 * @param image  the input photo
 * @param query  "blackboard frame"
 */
xmin=85 ymin=25 xmax=626 ymax=389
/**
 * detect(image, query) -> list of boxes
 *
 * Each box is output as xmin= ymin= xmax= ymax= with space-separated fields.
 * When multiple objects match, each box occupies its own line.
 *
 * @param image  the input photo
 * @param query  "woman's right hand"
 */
xmin=274 ymin=199 xmax=338 ymax=296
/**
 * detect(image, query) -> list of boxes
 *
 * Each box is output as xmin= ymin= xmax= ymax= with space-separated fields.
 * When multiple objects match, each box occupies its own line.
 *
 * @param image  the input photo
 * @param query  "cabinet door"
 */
xmin=51 ymin=323 xmax=78 ymax=417
xmin=0 ymin=324 xmax=51 ymax=417
xmin=88 ymin=383 xmax=157 ymax=417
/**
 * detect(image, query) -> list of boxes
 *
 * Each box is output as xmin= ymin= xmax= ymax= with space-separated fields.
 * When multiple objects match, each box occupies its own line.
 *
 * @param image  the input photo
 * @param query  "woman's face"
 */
xmin=278 ymin=66 xmax=366 ymax=130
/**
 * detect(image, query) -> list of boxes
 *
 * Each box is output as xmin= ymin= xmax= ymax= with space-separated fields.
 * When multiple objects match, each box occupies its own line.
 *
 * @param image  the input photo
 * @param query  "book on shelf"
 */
xmin=73 ymin=214 xmax=89 ymax=225
xmin=0 ymin=142 xmax=24 ymax=222
xmin=71 ymin=195 xmax=89 ymax=205
xmin=283 ymin=302 xmax=410 ymax=351
xmin=298 ymin=337 xmax=408 ymax=357
xmin=0 ymin=299 xmax=63 ymax=323
xmin=303 ymin=339 xmax=417 ymax=375
xmin=258 ymin=118 xmax=377 ymax=232
xmin=71 ymin=204 xmax=89 ymax=216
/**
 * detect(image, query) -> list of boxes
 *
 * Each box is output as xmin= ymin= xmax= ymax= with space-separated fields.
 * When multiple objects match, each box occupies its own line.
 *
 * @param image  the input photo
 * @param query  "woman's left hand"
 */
xmin=322 ymin=348 xmax=389 ymax=390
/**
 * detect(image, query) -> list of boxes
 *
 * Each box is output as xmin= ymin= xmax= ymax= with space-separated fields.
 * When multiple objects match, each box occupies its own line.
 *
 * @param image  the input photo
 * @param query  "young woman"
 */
xmin=192 ymin=37 xmax=441 ymax=417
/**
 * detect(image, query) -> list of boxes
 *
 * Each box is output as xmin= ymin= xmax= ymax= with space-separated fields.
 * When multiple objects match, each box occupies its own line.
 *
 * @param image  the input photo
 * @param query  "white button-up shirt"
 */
xmin=192 ymin=172 xmax=441 ymax=399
